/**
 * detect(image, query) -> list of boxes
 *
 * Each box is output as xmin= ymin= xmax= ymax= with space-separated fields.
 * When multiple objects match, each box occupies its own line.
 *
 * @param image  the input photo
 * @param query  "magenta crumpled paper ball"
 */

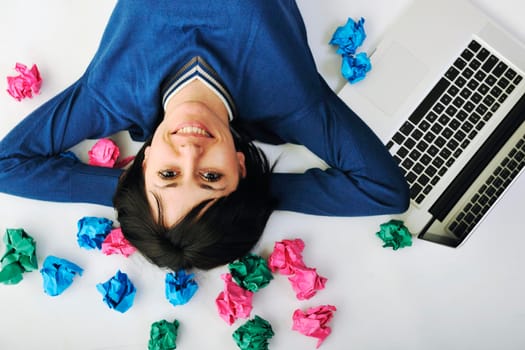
xmin=101 ymin=228 xmax=136 ymax=257
xmin=6 ymin=63 xmax=42 ymax=101
xmin=267 ymin=238 xmax=307 ymax=276
xmin=88 ymin=138 xmax=121 ymax=167
xmin=215 ymin=273 xmax=254 ymax=325
xmin=288 ymin=265 xmax=327 ymax=300
xmin=292 ymin=304 xmax=337 ymax=348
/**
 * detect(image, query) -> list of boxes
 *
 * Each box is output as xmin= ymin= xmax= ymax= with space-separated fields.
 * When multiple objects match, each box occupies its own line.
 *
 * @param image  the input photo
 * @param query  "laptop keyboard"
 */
xmin=448 ymin=134 xmax=525 ymax=239
xmin=387 ymin=39 xmax=523 ymax=204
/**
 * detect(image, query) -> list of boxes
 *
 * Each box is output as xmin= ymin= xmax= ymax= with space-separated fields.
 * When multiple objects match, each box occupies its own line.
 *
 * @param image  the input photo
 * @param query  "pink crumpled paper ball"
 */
xmin=267 ymin=238 xmax=307 ymax=275
xmin=88 ymin=138 xmax=120 ymax=168
xmin=101 ymin=228 xmax=136 ymax=257
xmin=292 ymin=305 xmax=337 ymax=348
xmin=6 ymin=63 xmax=42 ymax=101
xmin=288 ymin=265 xmax=327 ymax=300
xmin=215 ymin=273 xmax=254 ymax=325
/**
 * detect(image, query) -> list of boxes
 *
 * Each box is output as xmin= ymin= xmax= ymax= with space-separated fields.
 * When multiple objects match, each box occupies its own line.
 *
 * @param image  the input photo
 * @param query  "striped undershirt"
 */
xmin=161 ymin=56 xmax=236 ymax=121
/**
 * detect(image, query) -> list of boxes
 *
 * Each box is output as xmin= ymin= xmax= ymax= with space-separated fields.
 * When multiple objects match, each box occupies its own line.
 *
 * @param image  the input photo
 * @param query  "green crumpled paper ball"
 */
xmin=0 ymin=228 xmax=38 ymax=285
xmin=376 ymin=220 xmax=413 ymax=250
xmin=148 ymin=319 xmax=179 ymax=350
xmin=232 ymin=315 xmax=274 ymax=350
xmin=229 ymin=253 xmax=273 ymax=292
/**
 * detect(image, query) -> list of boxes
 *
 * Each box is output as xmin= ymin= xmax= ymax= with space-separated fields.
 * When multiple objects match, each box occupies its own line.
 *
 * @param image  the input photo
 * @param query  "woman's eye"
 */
xmin=158 ymin=170 xmax=178 ymax=179
xmin=201 ymin=172 xmax=222 ymax=182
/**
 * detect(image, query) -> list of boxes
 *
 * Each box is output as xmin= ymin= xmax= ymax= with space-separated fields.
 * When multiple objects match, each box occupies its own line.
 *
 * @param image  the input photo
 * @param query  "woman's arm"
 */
xmin=0 ymin=79 xmax=126 ymax=206
xmin=225 ymin=1 xmax=407 ymax=216
xmin=269 ymin=79 xmax=410 ymax=217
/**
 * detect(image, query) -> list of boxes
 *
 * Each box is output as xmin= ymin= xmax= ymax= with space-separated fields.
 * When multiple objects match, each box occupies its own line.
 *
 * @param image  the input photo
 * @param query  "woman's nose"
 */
xmin=177 ymin=142 xmax=203 ymax=157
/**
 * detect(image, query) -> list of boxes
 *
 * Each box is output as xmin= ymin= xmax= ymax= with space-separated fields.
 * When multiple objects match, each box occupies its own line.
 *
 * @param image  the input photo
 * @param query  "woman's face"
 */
xmin=143 ymin=100 xmax=246 ymax=227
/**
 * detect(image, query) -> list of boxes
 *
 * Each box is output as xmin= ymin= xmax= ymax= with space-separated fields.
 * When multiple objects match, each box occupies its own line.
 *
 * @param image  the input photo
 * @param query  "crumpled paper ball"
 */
xmin=268 ymin=238 xmax=328 ymax=300
xmin=341 ymin=52 xmax=371 ymax=84
xmin=267 ymin=238 xmax=306 ymax=276
xmin=329 ymin=17 xmax=371 ymax=84
xmin=329 ymin=17 xmax=366 ymax=55
xmin=232 ymin=315 xmax=274 ymax=350
xmin=88 ymin=138 xmax=120 ymax=168
xmin=101 ymin=227 xmax=136 ymax=257
xmin=165 ymin=269 xmax=199 ymax=306
xmin=6 ymin=62 xmax=42 ymax=101
xmin=292 ymin=305 xmax=337 ymax=348
xmin=148 ymin=319 xmax=179 ymax=350
xmin=216 ymin=273 xmax=254 ymax=325
xmin=376 ymin=219 xmax=413 ymax=250
xmin=288 ymin=266 xmax=327 ymax=300
xmin=0 ymin=228 xmax=38 ymax=285
xmin=229 ymin=253 xmax=273 ymax=292
xmin=40 ymin=255 xmax=83 ymax=296
xmin=88 ymin=138 xmax=135 ymax=168
xmin=77 ymin=216 xmax=113 ymax=250
xmin=96 ymin=270 xmax=136 ymax=313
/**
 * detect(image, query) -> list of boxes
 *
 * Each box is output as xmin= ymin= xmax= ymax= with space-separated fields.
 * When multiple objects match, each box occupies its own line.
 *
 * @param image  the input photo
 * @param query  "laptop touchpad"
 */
xmin=361 ymin=42 xmax=428 ymax=116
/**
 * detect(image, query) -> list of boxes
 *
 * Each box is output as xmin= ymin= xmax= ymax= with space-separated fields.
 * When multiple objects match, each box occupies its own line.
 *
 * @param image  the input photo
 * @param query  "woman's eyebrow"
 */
xmin=155 ymin=182 xmax=227 ymax=191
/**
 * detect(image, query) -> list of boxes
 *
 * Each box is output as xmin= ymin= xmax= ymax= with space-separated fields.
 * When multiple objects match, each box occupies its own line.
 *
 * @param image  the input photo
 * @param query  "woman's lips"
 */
xmin=172 ymin=123 xmax=213 ymax=137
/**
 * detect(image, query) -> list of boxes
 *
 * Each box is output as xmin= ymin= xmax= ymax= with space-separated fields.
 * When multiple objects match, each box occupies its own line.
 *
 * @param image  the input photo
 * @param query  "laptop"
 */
xmin=337 ymin=0 xmax=525 ymax=247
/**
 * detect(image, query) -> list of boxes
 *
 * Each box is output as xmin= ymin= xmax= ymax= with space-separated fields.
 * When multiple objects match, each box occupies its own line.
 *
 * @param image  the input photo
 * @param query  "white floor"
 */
xmin=1 ymin=1 xmax=524 ymax=349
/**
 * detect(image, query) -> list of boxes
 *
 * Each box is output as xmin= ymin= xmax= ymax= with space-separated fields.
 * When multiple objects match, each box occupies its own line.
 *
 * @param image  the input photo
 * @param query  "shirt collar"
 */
xmin=161 ymin=56 xmax=236 ymax=121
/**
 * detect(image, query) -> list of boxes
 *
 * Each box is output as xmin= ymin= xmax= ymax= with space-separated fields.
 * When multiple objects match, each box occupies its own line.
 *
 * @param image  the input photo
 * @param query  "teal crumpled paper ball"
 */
xmin=148 ymin=319 xmax=179 ymax=350
xmin=232 ymin=315 xmax=274 ymax=350
xmin=229 ymin=253 xmax=273 ymax=292
xmin=376 ymin=219 xmax=413 ymax=250
xmin=0 ymin=228 xmax=38 ymax=285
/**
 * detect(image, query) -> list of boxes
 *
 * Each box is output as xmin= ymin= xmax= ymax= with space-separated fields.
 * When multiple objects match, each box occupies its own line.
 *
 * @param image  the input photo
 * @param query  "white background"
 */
xmin=1 ymin=1 xmax=524 ymax=349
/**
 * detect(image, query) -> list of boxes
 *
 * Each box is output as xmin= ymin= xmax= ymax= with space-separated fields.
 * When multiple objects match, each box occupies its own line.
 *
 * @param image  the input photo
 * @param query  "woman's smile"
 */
xmin=173 ymin=122 xmax=213 ymax=137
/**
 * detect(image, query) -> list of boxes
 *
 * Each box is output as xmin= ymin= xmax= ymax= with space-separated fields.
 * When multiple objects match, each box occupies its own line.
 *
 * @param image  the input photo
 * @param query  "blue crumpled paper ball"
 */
xmin=165 ymin=269 xmax=199 ymax=306
xmin=341 ymin=52 xmax=372 ymax=84
xmin=329 ymin=17 xmax=366 ymax=55
xmin=96 ymin=270 xmax=136 ymax=313
xmin=76 ymin=216 xmax=113 ymax=250
xmin=40 ymin=255 xmax=83 ymax=296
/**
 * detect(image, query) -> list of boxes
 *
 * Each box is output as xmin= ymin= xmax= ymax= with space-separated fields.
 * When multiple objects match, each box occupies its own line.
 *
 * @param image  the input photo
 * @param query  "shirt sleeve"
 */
xmin=269 ymin=79 xmax=410 ymax=216
xmin=0 ymin=78 xmax=126 ymax=206
xmin=231 ymin=1 xmax=409 ymax=216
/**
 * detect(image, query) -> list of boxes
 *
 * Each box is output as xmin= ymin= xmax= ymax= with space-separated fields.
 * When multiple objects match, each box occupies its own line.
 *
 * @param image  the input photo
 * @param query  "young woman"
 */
xmin=0 ymin=0 xmax=409 ymax=270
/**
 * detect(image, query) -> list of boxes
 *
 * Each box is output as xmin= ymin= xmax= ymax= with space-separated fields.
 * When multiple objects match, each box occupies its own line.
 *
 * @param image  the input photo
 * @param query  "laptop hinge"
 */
xmin=429 ymin=91 xmax=525 ymax=221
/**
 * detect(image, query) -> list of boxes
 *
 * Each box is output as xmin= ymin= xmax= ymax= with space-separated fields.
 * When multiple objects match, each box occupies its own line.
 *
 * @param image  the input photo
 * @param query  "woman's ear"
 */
xmin=236 ymin=152 xmax=247 ymax=178
xmin=142 ymin=146 xmax=150 ymax=168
